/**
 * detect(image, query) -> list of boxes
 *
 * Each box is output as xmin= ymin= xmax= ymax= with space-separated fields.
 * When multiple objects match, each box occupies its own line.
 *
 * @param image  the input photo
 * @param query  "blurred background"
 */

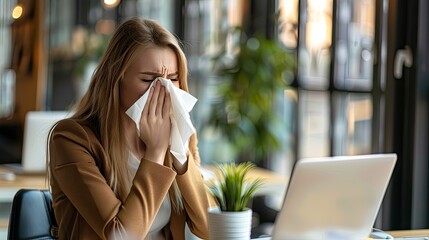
xmin=0 ymin=0 xmax=428 ymax=232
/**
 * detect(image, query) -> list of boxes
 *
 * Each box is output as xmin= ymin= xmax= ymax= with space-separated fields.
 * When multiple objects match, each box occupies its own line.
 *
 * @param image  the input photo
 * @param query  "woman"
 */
xmin=49 ymin=17 xmax=212 ymax=239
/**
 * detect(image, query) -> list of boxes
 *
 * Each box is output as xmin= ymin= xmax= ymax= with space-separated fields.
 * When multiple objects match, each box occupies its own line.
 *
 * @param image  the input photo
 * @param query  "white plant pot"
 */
xmin=208 ymin=207 xmax=252 ymax=240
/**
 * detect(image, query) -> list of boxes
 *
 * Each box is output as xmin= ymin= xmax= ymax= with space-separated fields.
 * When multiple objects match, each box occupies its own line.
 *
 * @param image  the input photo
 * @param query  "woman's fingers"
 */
xmin=138 ymin=81 xmax=172 ymax=159
xmin=163 ymin=91 xmax=171 ymax=118
xmin=156 ymin=84 xmax=166 ymax=117
xmin=149 ymin=81 xmax=161 ymax=116
xmin=142 ymin=85 xmax=154 ymax=117
xmin=149 ymin=81 xmax=170 ymax=119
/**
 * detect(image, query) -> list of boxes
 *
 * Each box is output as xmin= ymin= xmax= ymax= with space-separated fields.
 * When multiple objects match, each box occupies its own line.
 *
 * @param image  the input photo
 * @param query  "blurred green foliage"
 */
xmin=209 ymin=28 xmax=295 ymax=163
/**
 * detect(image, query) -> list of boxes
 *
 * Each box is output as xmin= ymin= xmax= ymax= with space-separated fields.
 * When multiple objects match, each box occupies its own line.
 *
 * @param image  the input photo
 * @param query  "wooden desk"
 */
xmin=0 ymin=171 xmax=48 ymax=202
xmin=388 ymin=229 xmax=429 ymax=238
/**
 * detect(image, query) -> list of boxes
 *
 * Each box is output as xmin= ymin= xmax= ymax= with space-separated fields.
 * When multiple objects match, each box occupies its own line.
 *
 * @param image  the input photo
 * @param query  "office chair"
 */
xmin=8 ymin=189 xmax=58 ymax=240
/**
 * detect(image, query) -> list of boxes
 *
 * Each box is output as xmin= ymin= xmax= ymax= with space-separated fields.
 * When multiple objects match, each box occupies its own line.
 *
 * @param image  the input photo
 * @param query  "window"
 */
xmin=0 ymin=0 xmax=16 ymax=119
xmin=183 ymin=0 xmax=246 ymax=165
xmin=272 ymin=0 xmax=386 ymax=177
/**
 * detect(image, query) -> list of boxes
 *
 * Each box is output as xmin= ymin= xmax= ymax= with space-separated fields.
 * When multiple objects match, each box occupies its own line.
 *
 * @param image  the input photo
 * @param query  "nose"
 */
xmin=161 ymin=66 xmax=167 ymax=78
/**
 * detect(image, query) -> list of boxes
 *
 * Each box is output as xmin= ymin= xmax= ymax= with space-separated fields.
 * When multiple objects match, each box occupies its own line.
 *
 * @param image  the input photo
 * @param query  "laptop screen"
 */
xmin=271 ymin=154 xmax=396 ymax=240
xmin=20 ymin=111 xmax=69 ymax=172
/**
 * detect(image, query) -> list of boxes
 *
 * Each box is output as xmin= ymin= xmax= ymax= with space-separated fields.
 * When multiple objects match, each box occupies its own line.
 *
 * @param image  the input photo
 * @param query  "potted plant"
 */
xmin=208 ymin=28 xmax=295 ymax=164
xmin=207 ymin=162 xmax=263 ymax=239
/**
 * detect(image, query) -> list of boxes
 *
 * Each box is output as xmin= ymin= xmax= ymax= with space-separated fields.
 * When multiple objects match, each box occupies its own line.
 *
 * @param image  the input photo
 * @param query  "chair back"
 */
xmin=8 ymin=189 xmax=58 ymax=240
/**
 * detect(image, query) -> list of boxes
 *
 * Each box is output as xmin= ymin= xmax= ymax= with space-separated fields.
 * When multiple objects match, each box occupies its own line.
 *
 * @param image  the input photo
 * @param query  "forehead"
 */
xmin=130 ymin=45 xmax=178 ymax=72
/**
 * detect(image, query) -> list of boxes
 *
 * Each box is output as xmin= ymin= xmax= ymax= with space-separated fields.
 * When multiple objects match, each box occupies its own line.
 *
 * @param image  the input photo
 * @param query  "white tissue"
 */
xmin=125 ymin=78 xmax=197 ymax=165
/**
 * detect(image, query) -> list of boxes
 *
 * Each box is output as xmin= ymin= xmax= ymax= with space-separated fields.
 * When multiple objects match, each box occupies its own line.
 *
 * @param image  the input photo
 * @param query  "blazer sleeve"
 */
xmin=50 ymin=119 xmax=176 ymax=239
xmin=174 ymin=135 xmax=214 ymax=238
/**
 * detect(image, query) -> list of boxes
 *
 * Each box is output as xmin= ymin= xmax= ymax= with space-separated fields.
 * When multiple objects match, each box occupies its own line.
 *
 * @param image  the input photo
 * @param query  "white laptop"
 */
xmin=268 ymin=154 xmax=397 ymax=240
xmin=6 ymin=111 xmax=69 ymax=173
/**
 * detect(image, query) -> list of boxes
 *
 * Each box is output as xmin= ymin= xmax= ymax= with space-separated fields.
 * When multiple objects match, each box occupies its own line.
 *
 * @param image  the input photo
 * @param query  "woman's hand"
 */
xmin=139 ymin=81 xmax=171 ymax=165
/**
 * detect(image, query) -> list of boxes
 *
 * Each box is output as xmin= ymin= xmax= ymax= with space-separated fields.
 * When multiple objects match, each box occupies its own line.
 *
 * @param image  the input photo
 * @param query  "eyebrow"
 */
xmin=139 ymin=71 xmax=178 ymax=76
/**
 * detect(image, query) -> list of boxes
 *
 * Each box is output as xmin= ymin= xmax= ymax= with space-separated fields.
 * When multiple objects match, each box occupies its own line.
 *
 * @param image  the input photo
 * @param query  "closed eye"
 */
xmin=141 ymin=78 xmax=156 ymax=83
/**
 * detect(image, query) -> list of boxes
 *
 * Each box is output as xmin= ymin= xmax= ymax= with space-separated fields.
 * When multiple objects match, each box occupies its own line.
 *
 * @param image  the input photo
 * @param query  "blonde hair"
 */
xmin=70 ymin=17 xmax=196 ymax=212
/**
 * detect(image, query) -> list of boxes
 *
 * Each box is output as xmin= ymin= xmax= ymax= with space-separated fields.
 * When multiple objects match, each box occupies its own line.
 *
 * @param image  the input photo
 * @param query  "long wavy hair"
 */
xmin=69 ymin=17 xmax=197 ymax=212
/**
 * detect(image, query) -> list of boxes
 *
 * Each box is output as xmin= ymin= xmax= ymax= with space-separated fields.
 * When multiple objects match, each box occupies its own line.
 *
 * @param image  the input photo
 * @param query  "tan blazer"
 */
xmin=49 ymin=119 xmax=212 ymax=239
